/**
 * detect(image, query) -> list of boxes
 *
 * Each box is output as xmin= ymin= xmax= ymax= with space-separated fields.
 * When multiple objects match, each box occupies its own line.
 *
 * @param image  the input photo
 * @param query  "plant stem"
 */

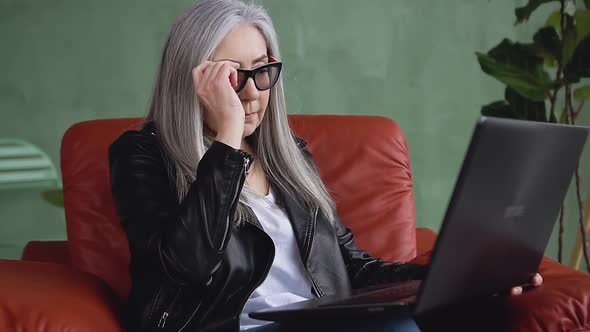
xmin=573 ymin=166 xmax=589 ymax=271
xmin=549 ymin=0 xmax=566 ymax=122
xmin=559 ymin=205 xmax=565 ymax=263
xmin=560 ymin=0 xmax=566 ymax=33
xmin=566 ymin=84 xmax=590 ymax=271
xmin=556 ymin=0 xmax=568 ymax=261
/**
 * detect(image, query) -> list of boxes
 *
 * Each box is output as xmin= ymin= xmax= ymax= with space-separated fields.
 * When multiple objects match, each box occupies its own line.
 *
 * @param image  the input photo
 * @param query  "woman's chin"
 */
xmin=242 ymin=128 xmax=254 ymax=138
xmin=242 ymin=125 xmax=257 ymax=138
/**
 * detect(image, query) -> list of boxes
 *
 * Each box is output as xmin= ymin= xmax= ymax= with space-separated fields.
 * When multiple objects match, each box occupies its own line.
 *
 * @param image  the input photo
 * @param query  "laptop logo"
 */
xmin=504 ymin=205 xmax=526 ymax=218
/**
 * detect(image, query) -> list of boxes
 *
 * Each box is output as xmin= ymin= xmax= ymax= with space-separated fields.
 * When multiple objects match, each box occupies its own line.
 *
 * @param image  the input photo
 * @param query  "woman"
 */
xmin=109 ymin=0 xmax=542 ymax=331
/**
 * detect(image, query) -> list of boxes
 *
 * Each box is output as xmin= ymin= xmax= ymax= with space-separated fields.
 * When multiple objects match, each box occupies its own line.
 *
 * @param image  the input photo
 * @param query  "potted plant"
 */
xmin=476 ymin=0 xmax=590 ymax=269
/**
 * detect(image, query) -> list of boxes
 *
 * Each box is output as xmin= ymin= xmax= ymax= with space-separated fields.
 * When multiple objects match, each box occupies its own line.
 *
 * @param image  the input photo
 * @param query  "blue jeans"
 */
xmin=246 ymin=314 xmax=421 ymax=332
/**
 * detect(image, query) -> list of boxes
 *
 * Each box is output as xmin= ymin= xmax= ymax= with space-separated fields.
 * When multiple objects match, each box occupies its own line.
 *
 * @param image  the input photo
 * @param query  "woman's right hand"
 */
xmin=193 ymin=61 xmax=244 ymax=148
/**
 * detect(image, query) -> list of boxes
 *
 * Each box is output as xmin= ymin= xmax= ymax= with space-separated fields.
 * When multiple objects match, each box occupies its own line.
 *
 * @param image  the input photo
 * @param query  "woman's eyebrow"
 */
xmin=217 ymin=58 xmax=241 ymax=65
xmin=253 ymin=54 xmax=268 ymax=63
xmin=217 ymin=54 xmax=268 ymax=66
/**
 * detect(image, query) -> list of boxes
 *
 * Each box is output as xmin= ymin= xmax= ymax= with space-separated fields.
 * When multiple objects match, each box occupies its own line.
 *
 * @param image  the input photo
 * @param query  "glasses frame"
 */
xmin=234 ymin=55 xmax=283 ymax=93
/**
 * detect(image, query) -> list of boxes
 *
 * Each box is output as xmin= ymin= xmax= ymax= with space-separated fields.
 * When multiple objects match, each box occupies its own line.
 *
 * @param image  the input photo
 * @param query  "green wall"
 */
xmin=1 ymin=0 xmax=588 ymax=268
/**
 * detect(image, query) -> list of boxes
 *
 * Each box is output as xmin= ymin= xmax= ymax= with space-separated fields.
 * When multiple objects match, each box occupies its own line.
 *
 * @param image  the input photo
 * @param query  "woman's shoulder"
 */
xmin=293 ymin=135 xmax=308 ymax=150
xmin=293 ymin=136 xmax=313 ymax=162
xmin=108 ymin=121 xmax=163 ymax=162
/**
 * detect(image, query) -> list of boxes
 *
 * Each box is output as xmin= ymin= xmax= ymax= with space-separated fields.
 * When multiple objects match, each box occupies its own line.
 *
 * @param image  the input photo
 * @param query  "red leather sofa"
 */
xmin=0 ymin=115 xmax=589 ymax=331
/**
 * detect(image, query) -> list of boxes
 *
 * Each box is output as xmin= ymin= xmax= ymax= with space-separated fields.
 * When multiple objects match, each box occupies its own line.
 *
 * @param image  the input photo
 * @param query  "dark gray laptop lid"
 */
xmin=415 ymin=116 xmax=589 ymax=316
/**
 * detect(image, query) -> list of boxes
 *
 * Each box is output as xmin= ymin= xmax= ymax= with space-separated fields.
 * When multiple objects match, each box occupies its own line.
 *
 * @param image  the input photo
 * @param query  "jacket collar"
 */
xmin=294 ymin=136 xmax=308 ymax=149
xmin=263 ymin=135 xmax=312 ymax=263
xmin=269 ymin=180 xmax=315 ymax=265
xmin=146 ymin=121 xmax=314 ymax=263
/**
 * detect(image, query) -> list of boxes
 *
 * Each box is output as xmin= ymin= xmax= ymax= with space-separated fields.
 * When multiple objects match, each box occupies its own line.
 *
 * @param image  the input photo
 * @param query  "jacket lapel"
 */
xmin=249 ymin=136 xmax=313 ymax=264
xmin=270 ymin=181 xmax=312 ymax=264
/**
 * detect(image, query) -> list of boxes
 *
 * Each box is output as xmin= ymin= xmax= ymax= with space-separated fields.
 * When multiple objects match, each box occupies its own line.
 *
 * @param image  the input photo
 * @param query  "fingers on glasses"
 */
xmin=193 ymin=61 xmax=240 ymax=90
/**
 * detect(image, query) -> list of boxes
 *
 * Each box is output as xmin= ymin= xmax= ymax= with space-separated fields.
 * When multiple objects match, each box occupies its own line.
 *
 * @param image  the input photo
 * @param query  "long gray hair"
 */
xmin=145 ymin=0 xmax=335 ymax=225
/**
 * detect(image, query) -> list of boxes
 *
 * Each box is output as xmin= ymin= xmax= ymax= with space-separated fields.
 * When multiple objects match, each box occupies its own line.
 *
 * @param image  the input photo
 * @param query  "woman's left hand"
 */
xmin=510 ymin=273 xmax=543 ymax=295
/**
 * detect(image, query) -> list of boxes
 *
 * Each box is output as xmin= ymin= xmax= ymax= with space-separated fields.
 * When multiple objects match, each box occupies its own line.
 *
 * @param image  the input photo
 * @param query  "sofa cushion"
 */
xmin=61 ymin=115 xmax=418 ymax=300
xmin=0 ymin=259 xmax=121 ymax=332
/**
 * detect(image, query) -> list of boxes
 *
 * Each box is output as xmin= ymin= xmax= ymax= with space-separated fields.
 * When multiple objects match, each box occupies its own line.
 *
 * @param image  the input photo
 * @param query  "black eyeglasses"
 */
xmin=235 ymin=56 xmax=282 ymax=93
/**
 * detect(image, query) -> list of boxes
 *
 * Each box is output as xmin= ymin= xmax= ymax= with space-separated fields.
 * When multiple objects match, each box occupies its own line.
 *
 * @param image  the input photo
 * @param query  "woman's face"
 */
xmin=207 ymin=24 xmax=271 ymax=139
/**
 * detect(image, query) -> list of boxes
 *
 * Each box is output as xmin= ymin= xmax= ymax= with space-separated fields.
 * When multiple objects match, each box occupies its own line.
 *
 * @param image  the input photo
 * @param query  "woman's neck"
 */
xmin=240 ymin=139 xmax=255 ymax=157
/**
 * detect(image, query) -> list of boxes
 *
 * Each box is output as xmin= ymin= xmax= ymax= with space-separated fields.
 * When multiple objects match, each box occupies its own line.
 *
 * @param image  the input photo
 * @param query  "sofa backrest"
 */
xmin=61 ymin=115 xmax=417 ymax=299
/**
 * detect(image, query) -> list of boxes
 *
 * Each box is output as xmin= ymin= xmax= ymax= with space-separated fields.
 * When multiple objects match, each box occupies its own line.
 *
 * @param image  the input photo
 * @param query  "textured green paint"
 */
xmin=0 ymin=0 xmax=588 ymax=266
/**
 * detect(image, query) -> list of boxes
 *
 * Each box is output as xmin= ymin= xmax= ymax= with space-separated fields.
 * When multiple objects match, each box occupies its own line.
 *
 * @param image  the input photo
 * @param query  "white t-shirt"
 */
xmin=239 ymin=189 xmax=315 ymax=330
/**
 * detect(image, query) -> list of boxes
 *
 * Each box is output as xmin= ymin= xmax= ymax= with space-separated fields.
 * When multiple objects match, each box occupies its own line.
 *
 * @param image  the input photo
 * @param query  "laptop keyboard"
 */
xmin=321 ymin=280 xmax=421 ymax=307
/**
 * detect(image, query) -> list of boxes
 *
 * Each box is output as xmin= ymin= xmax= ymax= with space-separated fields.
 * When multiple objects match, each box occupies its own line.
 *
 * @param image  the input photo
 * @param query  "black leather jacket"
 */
xmin=109 ymin=123 xmax=426 ymax=332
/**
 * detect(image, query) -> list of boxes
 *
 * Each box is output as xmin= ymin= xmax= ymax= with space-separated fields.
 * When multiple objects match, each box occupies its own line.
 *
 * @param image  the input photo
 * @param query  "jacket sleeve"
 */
xmin=109 ymin=131 xmax=252 ymax=287
xmin=297 ymin=139 xmax=427 ymax=289
xmin=332 ymin=215 xmax=427 ymax=289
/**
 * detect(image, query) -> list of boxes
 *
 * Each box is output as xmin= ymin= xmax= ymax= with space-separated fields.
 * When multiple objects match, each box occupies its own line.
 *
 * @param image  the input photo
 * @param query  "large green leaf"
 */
xmin=534 ymin=26 xmax=561 ymax=61
xmin=576 ymin=10 xmax=590 ymax=46
xmin=481 ymin=100 xmax=515 ymax=118
xmin=543 ymin=10 xmax=590 ymax=64
xmin=574 ymin=84 xmax=590 ymax=100
xmin=505 ymin=87 xmax=548 ymax=121
xmin=541 ymin=10 xmax=560 ymax=68
xmin=477 ymin=53 xmax=549 ymax=101
xmin=480 ymin=88 xmax=547 ymax=122
xmin=477 ymin=39 xmax=554 ymax=101
xmin=546 ymin=10 xmax=561 ymax=32
xmin=564 ymin=34 xmax=590 ymax=81
xmin=563 ymin=26 xmax=578 ymax=65
xmin=516 ymin=0 xmax=558 ymax=24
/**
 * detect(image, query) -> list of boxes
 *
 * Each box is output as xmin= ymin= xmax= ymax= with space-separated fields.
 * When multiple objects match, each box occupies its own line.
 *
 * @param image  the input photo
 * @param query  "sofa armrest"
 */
xmin=409 ymin=251 xmax=590 ymax=332
xmin=415 ymin=227 xmax=437 ymax=256
xmin=0 ymin=259 xmax=123 ymax=332
xmin=21 ymin=240 xmax=70 ymax=265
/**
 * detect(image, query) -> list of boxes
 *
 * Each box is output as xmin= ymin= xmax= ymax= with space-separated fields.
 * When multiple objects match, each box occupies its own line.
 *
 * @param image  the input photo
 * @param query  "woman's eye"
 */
xmin=256 ymin=69 xmax=269 ymax=76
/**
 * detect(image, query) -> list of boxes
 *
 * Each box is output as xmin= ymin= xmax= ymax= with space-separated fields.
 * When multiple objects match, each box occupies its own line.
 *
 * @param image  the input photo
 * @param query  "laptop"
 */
xmin=250 ymin=116 xmax=589 ymax=322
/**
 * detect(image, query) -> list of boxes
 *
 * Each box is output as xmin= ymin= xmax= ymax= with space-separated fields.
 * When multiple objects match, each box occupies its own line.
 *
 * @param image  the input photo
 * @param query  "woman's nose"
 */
xmin=238 ymin=77 xmax=259 ymax=101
